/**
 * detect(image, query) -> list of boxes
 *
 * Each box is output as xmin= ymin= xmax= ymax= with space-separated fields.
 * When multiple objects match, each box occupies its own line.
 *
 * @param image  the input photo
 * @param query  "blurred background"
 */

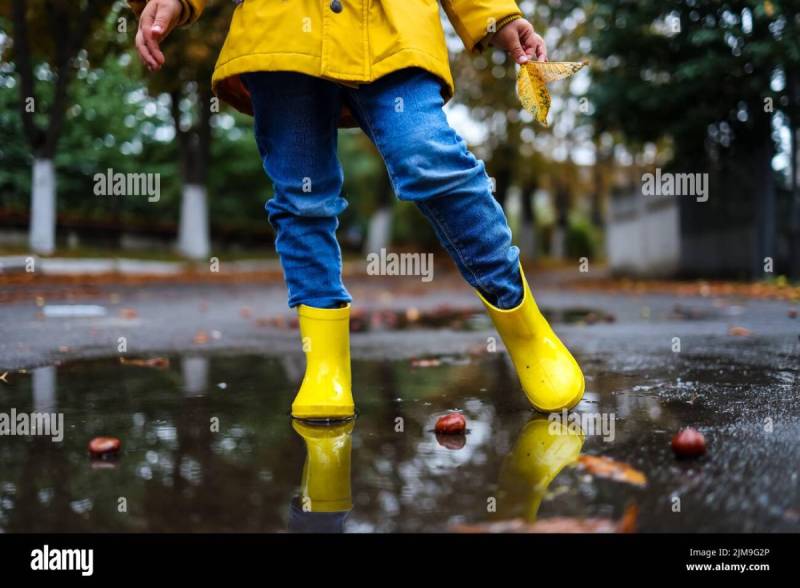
xmin=1 ymin=0 xmax=799 ymax=280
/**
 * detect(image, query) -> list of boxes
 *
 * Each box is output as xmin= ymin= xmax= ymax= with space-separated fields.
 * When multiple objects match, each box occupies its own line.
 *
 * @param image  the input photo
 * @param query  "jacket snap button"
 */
xmin=330 ymin=0 xmax=342 ymax=13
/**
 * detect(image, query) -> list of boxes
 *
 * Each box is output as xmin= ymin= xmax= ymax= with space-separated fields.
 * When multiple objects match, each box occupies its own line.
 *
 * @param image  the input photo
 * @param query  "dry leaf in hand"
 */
xmin=517 ymin=61 xmax=587 ymax=126
xmin=577 ymin=455 xmax=647 ymax=487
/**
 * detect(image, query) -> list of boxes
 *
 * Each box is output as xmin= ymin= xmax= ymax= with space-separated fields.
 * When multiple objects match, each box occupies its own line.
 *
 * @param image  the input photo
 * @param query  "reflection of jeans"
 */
xmin=243 ymin=68 xmax=523 ymax=310
xmin=288 ymin=499 xmax=349 ymax=533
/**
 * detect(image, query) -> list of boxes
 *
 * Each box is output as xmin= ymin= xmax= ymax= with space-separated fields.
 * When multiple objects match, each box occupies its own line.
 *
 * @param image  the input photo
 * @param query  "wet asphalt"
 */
xmin=0 ymin=274 xmax=798 ymax=531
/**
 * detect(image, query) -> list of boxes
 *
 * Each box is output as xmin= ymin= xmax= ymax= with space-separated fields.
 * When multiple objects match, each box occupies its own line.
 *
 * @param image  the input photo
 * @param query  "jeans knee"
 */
xmin=389 ymin=133 xmax=490 ymax=203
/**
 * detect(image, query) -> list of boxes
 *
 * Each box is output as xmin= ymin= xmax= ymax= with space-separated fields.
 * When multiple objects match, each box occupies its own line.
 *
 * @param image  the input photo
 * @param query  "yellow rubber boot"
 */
xmin=476 ymin=265 xmax=585 ymax=412
xmin=497 ymin=417 xmax=584 ymax=521
xmin=292 ymin=420 xmax=354 ymax=513
xmin=291 ymin=304 xmax=355 ymax=421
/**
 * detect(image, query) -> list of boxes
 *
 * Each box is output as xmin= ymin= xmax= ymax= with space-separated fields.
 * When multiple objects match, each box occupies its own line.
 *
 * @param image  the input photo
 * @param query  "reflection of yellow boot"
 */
xmin=497 ymin=417 xmax=584 ymax=521
xmin=476 ymin=265 xmax=584 ymax=412
xmin=293 ymin=420 xmax=354 ymax=513
xmin=291 ymin=304 xmax=355 ymax=420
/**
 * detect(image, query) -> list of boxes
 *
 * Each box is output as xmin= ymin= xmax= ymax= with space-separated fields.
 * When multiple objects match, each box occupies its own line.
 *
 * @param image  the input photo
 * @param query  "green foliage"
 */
xmin=565 ymin=216 xmax=599 ymax=259
xmin=576 ymin=0 xmax=799 ymax=166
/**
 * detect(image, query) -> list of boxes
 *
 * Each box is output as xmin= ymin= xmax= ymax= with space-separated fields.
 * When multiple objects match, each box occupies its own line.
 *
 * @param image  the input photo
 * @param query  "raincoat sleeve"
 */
xmin=128 ymin=0 xmax=206 ymax=27
xmin=441 ymin=0 xmax=523 ymax=52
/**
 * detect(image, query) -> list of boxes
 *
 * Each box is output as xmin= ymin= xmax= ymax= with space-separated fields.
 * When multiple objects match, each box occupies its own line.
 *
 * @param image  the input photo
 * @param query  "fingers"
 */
xmin=519 ymin=23 xmax=548 ymax=63
xmin=135 ymin=28 xmax=157 ymax=70
xmin=141 ymin=2 xmax=167 ymax=70
xmin=534 ymin=34 xmax=548 ymax=62
xmin=507 ymin=33 xmax=529 ymax=65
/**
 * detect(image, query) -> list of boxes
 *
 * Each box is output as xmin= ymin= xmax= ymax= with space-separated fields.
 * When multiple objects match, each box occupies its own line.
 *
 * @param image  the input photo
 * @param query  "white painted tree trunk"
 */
xmin=29 ymin=159 xmax=56 ymax=255
xmin=364 ymin=207 xmax=393 ymax=254
xmin=177 ymin=183 xmax=210 ymax=260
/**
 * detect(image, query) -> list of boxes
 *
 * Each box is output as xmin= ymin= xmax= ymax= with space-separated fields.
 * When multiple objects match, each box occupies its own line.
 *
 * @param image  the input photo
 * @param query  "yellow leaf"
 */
xmin=517 ymin=61 xmax=588 ymax=127
xmin=576 ymin=454 xmax=647 ymax=487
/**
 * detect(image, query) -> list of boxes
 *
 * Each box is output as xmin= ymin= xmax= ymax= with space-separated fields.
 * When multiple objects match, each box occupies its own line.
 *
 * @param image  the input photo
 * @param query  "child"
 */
xmin=131 ymin=0 xmax=584 ymax=420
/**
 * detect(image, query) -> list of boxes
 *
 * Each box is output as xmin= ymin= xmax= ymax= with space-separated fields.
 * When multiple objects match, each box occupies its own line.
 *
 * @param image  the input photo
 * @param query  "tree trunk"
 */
xmin=591 ymin=139 xmax=613 ymax=230
xmin=518 ymin=183 xmax=537 ymax=260
xmin=178 ymin=184 xmax=211 ymax=260
xmin=13 ymin=0 xmax=97 ymax=256
xmin=32 ymin=365 xmax=57 ymax=412
xmin=182 ymin=356 xmax=209 ymax=397
xmin=550 ymin=184 xmax=570 ymax=260
xmin=752 ymin=112 xmax=776 ymax=279
xmin=173 ymin=89 xmax=212 ymax=260
xmin=792 ymin=124 xmax=800 ymax=279
xmin=365 ymin=208 xmax=393 ymax=254
xmin=788 ymin=68 xmax=800 ymax=279
xmin=29 ymin=159 xmax=56 ymax=254
xmin=364 ymin=173 xmax=394 ymax=254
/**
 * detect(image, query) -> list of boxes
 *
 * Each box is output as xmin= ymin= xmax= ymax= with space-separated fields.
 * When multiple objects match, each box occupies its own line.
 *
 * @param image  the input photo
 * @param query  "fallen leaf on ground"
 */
xmin=255 ymin=316 xmax=285 ymax=328
xmin=88 ymin=436 xmax=121 ymax=457
xmin=119 ymin=357 xmax=169 ymax=369
xmin=411 ymin=358 xmax=441 ymax=368
xmin=193 ymin=330 xmax=209 ymax=344
xmin=728 ymin=326 xmax=752 ymax=337
xmin=452 ymin=505 xmax=638 ymax=534
xmin=119 ymin=308 xmax=138 ymax=319
xmin=576 ymin=455 xmax=647 ymax=487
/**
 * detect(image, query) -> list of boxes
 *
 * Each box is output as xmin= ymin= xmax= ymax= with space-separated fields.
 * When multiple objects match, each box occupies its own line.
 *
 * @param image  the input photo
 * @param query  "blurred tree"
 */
xmin=138 ymin=2 xmax=232 ymax=260
xmin=3 ymin=0 xmax=117 ymax=253
xmin=572 ymin=0 xmax=800 ymax=277
xmin=451 ymin=0 xmax=595 ymax=260
xmin=778 ymin=2 xmax=800 ymax=278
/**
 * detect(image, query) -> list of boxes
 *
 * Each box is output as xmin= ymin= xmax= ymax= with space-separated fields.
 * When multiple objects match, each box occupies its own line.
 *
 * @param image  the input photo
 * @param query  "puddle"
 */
xmin=0 ymin=352 xmax=797 ymax=532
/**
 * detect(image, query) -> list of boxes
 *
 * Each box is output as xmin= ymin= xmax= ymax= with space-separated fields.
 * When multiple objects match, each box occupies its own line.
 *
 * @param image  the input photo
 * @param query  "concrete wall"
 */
xmin=606 ymin=192 xmax=681 ymax=277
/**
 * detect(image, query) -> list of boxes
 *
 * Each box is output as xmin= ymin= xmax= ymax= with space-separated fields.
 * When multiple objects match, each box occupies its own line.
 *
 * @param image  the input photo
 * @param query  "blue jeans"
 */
xmin=243 ymin=68 xmax=523 ymax=309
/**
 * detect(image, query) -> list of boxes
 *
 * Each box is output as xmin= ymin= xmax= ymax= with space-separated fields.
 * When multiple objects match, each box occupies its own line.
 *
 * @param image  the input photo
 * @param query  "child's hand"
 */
xmin=135 ymin=0 xmax=183 ymax=71
xmin=491 ymin=18 xmax=547 ymax=65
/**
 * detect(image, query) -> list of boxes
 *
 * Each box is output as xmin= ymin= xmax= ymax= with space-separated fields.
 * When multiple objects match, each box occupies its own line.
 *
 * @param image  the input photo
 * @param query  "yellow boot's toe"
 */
xmin=477 ymin=265 xmax=585 ymax=413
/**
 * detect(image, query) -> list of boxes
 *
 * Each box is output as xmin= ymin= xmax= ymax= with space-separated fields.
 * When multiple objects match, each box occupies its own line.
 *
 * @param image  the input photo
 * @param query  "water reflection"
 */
xmin=32 ymin=366 xmax=57 ymax=412
xmin=288 ymin=420 xmax=353 ymax=533
xmin=0 ymin=350 xmax=796 ymax=532
xmin=182 ymin=356 xmax=209 ymax=397
xmin=495 ymin=417 xmax=584 ymax=522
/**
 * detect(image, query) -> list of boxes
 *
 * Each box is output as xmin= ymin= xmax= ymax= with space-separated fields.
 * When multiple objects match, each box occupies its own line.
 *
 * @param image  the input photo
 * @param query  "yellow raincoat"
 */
xmin=130 ymin=0 xmax=522 ymax=117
